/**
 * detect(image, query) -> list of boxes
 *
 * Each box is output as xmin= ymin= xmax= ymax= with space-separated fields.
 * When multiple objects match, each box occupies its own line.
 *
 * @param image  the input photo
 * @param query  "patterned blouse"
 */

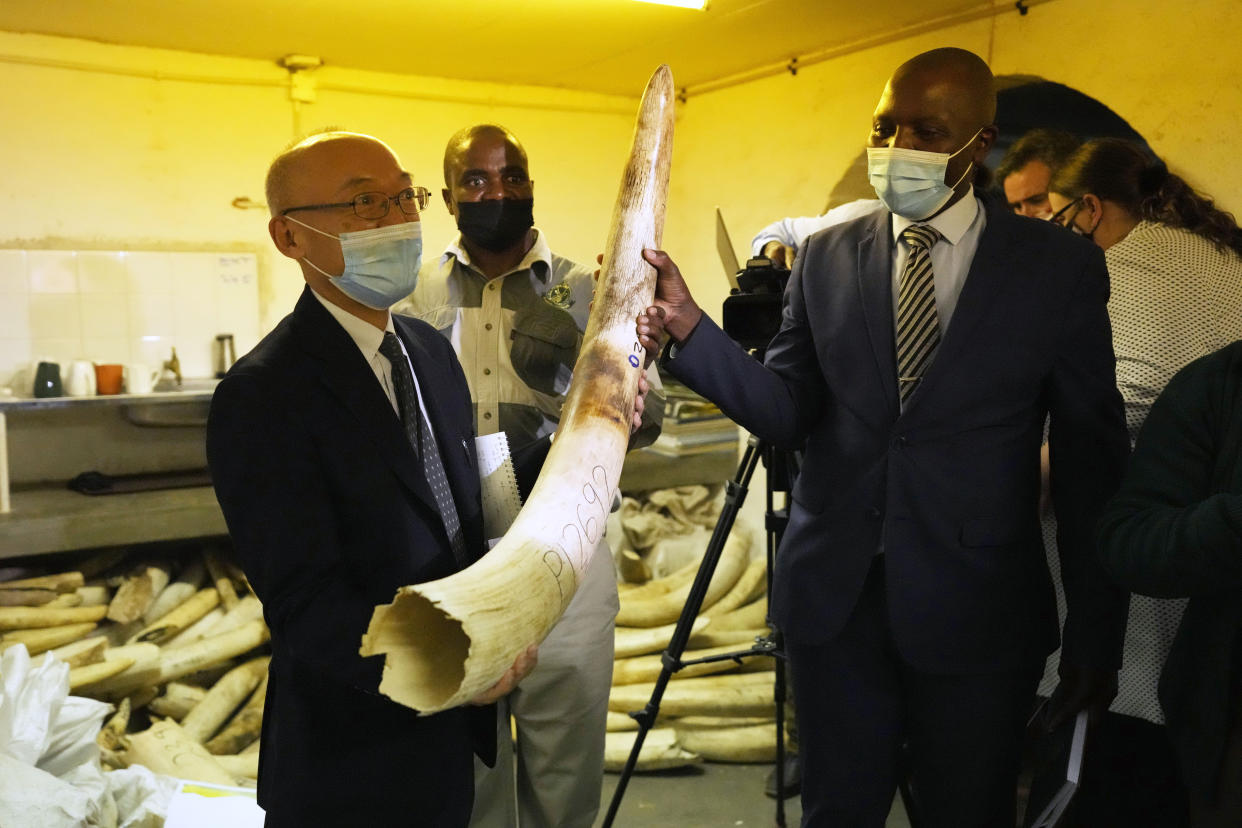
xmin=1040 ymin=220 xmax=1242 ymax=722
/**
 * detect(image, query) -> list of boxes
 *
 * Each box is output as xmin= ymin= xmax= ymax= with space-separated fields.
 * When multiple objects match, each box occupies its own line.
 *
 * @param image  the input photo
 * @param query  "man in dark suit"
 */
xmin=637 ymin=48 xmax=1129 ymax=827
xmin=207 ymin=131 xmax=535 ymax=827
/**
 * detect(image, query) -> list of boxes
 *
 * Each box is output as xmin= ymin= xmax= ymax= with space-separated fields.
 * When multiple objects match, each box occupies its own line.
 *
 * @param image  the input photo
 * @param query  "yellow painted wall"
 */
xmin=0 ymin=31 xmax=636 ymax=333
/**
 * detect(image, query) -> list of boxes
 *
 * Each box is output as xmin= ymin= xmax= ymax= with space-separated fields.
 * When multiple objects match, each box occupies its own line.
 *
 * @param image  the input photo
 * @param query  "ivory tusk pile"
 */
xmin=614 ymin=530 xmax=750 ymax=627
xmin=360 ymin=64 xmax=676 ymax=714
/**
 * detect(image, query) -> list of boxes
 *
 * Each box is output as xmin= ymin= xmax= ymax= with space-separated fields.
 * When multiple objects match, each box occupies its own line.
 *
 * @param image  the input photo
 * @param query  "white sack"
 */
xmin=107 ymin=764 xmax=179 ymax=828
xmin=0 ymin=644 xmax=177 ymax=828
xmin=0 ymin=752 xmax=98 ymax=827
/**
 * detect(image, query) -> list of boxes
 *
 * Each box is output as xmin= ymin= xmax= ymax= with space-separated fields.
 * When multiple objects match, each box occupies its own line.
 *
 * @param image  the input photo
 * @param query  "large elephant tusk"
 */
xmin=614 ymin=616 xmax=710 ymax=659
xmin=360 ymin=64 xmax=676 ymax=714
xmin=675 ymin=722 xmax=777 ymax=763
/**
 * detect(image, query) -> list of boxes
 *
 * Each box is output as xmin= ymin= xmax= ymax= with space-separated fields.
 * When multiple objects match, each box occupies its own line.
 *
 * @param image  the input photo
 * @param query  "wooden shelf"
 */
xmin=0 ymin=483 xmax=226 ymax=560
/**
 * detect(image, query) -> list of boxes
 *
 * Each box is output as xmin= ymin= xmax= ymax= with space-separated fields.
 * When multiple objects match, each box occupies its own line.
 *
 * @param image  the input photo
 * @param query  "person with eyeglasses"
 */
xmin=206 ymin=130 xmax=539 ymax=827
xmin=395 ymin=123 xmax=662 ymax=828
xmin=1034 ymin=137 xmax=1242 ymax=826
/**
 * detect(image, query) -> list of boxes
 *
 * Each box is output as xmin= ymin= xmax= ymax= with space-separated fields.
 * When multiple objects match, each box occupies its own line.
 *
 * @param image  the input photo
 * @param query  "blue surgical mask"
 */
xmin=867 ymin=130 xmax=981 ymax=220
xmin=288 ymin=217 xmax=423 ymax=309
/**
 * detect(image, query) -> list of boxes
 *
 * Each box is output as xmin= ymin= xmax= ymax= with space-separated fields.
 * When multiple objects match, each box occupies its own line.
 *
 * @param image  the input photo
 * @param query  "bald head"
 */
xmin=867 ymin=48 xmax=997 ymax=216
xmin=263 ymin=130 xmax=415 ymax=324
xmin=265 ymin=130 xmax=404 ymax=217
xmin=887 ymin=48 xmax=996 ymax=131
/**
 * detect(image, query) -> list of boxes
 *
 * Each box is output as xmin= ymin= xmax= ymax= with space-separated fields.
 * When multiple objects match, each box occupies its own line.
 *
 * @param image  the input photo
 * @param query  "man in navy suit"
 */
xmin=207 ymin=131 xmax=535 ymax=827
xmin=638 ymin=48 xmax=1129 ymax=827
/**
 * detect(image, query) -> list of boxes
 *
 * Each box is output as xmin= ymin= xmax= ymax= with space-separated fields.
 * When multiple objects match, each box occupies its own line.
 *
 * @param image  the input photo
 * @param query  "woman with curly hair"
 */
xmin=1050 ymin=137 xmax=1242 ymax=424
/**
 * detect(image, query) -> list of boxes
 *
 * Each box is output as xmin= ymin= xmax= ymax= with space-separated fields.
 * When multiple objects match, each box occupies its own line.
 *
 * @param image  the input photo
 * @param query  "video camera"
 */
xmin=721 ymin=256 xmax=790 ymax=354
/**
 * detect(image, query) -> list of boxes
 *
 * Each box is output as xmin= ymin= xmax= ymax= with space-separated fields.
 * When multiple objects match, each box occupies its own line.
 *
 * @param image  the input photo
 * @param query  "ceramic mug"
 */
xmin=95 ymin=363 xmax=123 ymax=395
xmin=33 ymin=361 xmax=63 ymax=398
xmin=65 ymin=360 xmax=96 ymax=397
xmin=125 ymin=363 xmax=160 ymax=394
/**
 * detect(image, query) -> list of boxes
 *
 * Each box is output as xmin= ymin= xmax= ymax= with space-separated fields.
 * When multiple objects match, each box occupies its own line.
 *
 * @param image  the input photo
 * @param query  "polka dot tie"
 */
xmin=379 ymin=332 xmax=468 ymax=567
xmin=896 ymin=224 xmax=943 ymax=404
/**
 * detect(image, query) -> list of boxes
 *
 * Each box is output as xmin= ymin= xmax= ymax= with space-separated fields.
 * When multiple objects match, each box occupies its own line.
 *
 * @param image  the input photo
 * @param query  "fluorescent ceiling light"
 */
xmin=632 ymin=0 xmax=708 ymax=9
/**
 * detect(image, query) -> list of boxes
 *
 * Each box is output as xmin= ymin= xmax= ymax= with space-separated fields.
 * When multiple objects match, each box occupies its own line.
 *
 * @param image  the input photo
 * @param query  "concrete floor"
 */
xmin=597 ymin=762 xmax=912 ymax=827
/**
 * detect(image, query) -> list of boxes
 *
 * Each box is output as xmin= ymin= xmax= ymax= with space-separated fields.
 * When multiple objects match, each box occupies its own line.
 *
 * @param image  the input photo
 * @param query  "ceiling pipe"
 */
xmin=678 ymin=0 xmax=1056 ymax=101
xmin=0 ymin=50 xmax=634 ymax=115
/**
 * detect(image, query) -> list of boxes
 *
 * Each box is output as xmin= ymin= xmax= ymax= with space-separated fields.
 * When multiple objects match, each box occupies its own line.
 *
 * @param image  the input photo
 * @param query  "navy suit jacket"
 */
xmin=667 ymin=197 xmax=1129 ymax=675
xmin=207 ymin=287 xmax=491 ymax=827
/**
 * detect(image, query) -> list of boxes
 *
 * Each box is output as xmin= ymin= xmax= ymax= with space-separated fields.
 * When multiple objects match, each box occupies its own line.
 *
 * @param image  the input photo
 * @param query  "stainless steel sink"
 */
xmin=125 ymin=378 xmax=218 ymax=426
xmin=152 ymin=377 xmax=221 ymax=394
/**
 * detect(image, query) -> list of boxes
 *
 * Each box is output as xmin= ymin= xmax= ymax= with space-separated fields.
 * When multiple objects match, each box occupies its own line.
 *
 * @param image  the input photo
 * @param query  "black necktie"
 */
xmin=378 ymin=331 xmax=468 ymax=567
xmin=896 ymin=224 xmax=943 ymax=404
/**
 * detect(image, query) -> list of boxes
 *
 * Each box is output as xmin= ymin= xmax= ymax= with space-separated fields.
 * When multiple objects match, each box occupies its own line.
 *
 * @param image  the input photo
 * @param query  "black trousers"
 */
xmin=786 ymin=557 xmax=1043 ymax=828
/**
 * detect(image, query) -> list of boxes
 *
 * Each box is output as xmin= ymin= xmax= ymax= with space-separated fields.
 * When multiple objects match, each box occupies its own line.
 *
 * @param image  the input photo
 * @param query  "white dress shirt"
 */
xmin=889 ymin=187 xmax=987 ymax=334
xmin=310 ymin=288 xmax=434 ymax=433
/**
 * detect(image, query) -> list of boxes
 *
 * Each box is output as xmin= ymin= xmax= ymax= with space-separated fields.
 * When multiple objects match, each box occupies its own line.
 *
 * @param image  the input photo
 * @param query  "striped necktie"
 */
xmin=896 ymin=224 xmax=943 ymax=404
xmin=378 ymin=331 xmax=468 ymax=567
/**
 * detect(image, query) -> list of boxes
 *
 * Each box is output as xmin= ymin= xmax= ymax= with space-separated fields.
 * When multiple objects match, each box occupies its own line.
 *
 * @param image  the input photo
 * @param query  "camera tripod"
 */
xmin=602 ymin=434 xmax=798 ymax=827
xmin=602 ymin=432 xmax=926 ymax=826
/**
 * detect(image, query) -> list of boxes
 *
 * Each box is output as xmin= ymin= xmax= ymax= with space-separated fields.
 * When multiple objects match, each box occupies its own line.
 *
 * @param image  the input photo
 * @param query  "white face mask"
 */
xmin=866 ymin=129 xmax=982 ymax=220
xmin=287 ymin=216 xmax=423 ymax=310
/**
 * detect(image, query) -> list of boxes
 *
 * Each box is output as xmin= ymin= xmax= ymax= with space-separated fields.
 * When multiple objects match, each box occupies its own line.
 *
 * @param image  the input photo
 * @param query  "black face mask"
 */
xmin=455 ymin=198 xmax=535 ymax=252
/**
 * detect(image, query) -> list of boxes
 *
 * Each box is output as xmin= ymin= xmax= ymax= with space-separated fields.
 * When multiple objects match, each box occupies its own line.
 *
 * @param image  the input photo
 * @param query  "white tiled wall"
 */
xmin=0 ymin=250 xmax=260 ymax=393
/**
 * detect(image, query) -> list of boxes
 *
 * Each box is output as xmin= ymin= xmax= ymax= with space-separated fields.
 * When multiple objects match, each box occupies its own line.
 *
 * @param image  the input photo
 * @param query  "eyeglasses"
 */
xmin=1049 ymin=198 xmax=1082 ymax=228
xmin=281 ymin=186 xmax=431 ymax=219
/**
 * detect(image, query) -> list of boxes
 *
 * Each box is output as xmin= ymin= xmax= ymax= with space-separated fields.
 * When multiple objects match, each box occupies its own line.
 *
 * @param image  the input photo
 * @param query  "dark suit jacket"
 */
xmin=667 ymin=197 xmax=1129 ymax=675
xmin=207 ymin=287 xmax=492 ymax=827
xmin=1099 ymin=341 xmax=1242 ymax=800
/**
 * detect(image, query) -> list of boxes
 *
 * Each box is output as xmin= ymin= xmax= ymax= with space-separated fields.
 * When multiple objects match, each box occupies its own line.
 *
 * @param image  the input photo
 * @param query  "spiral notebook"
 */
xmin=475 ymin=432 xmax=523 ymax=546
